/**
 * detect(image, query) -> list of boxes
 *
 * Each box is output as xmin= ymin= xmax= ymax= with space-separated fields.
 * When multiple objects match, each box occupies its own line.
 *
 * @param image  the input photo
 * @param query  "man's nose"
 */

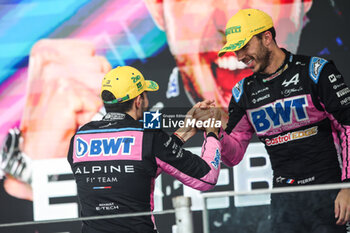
xmin=235 ymin=50 xmax=244 ymax=62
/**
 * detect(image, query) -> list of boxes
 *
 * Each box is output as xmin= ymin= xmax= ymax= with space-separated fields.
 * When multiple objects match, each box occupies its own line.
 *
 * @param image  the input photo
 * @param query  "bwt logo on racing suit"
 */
xmin=76 ymin=137 xmax=135 ymax=158
xmin=248 ymin=96 xmax=309 ymax=133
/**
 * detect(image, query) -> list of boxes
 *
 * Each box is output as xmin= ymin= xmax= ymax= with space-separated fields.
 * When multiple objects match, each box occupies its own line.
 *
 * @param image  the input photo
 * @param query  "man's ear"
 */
xmin=263 ymin=31 xmax=274 ymax=47
xmin=144 ymin=0 xmax=165 ymax=31
xmin=134 ymin=95 xmax=142 ymax=109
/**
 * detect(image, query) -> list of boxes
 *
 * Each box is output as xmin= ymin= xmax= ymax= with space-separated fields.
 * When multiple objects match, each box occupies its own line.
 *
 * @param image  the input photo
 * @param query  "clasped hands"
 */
xmin=175 ymin=100 xmax=221 ymax=142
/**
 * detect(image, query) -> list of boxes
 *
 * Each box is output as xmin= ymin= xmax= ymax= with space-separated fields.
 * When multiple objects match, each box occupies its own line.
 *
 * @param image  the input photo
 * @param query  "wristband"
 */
xmin=173 ymin=132 xmax=185 ymax=144
xmin=207 ymin=132 xmax=219 ymax=140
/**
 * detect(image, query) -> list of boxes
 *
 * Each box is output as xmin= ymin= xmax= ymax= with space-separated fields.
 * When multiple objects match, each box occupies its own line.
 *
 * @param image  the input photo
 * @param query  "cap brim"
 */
xmin=145 ymin=80 xmax=159 ymax=92
xmin=218 ymin=36 xmax=252 ymax=57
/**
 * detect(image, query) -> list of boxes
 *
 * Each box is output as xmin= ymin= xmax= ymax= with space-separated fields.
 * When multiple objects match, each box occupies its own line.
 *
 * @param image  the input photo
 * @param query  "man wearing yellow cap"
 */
xmin=213 ymin=8 xmax=350 ymax=232
xmin=67 ymin=65 xmax=221 ymax=233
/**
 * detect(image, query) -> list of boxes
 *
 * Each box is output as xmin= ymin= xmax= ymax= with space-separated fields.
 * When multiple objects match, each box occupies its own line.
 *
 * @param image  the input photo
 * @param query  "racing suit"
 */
xmin=67 ymin=112 xmax=221 ymax=233
xmin=221 ymin=49 xmax=350 ymax=232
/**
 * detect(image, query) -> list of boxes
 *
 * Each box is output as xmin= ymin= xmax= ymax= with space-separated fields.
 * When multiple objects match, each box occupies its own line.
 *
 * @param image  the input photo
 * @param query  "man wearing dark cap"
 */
xmin=67 ymin=65 xmax=221 ymax=233
xmin=204 ymin=8 xmax=350 ymax=233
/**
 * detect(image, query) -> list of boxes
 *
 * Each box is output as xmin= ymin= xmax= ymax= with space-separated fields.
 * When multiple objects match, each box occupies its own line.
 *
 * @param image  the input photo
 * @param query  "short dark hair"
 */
xmin=102 ymin=91 xmax=144 ymax=113
xmin=255 ymin=27 xmax=276 ymax=43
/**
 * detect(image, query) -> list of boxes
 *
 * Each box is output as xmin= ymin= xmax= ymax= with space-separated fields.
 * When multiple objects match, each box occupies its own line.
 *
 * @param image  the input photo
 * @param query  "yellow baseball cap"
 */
xmin=101 ymin=66 xmax=159 ymax=104
xmin=218 ymin=9 xmax=273 ymax=57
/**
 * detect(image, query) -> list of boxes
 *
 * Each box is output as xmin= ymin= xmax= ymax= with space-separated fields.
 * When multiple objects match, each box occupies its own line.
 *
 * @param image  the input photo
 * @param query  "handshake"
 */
xmin=174 ymin=100 xmax=222 ymax=142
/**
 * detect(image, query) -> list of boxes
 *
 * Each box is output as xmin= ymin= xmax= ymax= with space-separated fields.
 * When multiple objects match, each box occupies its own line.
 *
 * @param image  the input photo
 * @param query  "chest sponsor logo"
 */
xmin=248 ymin=96 xmax=309 ymax=133
xmin=295 ymin=61 xmax=306 ymax=66
xmin=329 ymin=74 xmax=337 ymax=83
xmin=333 ymin=83 xmax=345 ymax=90
xmin=265 ymin=126 xmax=318 ymax=146
xmin=252 ymin=87 xmax=269 ymax=96
xmin=341 ymin=96 xmax=350 ymax=106
xmin=336 ymin=87 xmax=350 ymax=98
xmin=252 ymin=94 xmax=270 ymax=104
xmin=281 ymin=87 xmax=303 ymax=97
xmin=282 ymin=73 xmax=299 ymax=87
xmin=328 ymin=74 xmax=342 ymax=83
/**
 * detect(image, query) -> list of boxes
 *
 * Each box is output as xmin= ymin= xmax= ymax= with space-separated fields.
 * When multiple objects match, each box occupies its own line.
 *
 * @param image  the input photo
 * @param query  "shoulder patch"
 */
xmin=289 ymin=54 xmax=293 ymax=63
xmin=232 ymin=79 xmax=244 ymax=103
xmin=309 ymin=57 xmax=328 ymax=84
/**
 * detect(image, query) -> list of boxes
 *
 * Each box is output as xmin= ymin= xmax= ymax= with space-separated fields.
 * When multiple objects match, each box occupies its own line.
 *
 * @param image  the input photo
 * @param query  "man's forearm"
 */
xmin=174 ymin=128 xmax=194 ymax=143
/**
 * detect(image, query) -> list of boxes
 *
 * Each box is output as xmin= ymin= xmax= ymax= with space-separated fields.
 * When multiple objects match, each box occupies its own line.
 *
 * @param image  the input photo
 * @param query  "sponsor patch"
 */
xmin=251 ymin=87 xmax=269 ymax=96
xmin=248 ymin=95 xmax=309 ymax=133
xmin=333 ymin=83 xmax=345 ymax=90
xmin=309 ymin=57 xmax=328 ymax=83
xmin=286 ymin=179 xmax=295 ymax=184
xmin=297 ymin=176 xmax=315 ymax=185
xmin=336 ymin=87 xmax=350 ymax=98
xmin=73 ymin=130 xmax=143 ymax=163
xmin=222 ymin=39 xmax=246 ymax=51
xmin=328 ymin=74 xmax=337 ymax=83
xmin=341 ymin=96 xmax=350 ymax=106
xmin=225 ymin=26 xmax=241 ymax=35
xmin=96 ymin=202 xmax=119 ymax=211
xmin=281 ymin=87 xmax=303 ymax=97
xmin=265 ymin=126 xmax=318 ymax=146
xmin=276 ymin=176 xmax=285 ymax=183
xmin=211 ymin=148 xmax=221 ymax=170
xmin=252 ymin=94 xmax=270 ymax=104
xmin=282 ymin=73 xmax=299 ymax=87
xmin=232 ymin=79 xmax=244 ymax=103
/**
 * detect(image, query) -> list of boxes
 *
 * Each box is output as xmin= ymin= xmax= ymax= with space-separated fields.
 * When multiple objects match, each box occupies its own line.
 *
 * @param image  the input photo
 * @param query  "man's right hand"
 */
xmin=196 ymin=99 xmax=228 ymax=128
xmin=192 ymin=100 xmax=221 ymax=137
xmin=175 ymin=100 xmax=218 ymax=141
xmin=203 ymin=107 xmax=221 ymax=137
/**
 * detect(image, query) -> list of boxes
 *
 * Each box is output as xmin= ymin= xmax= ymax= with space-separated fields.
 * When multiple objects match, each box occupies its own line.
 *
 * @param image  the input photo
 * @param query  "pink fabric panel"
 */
xmin=156 ymin=158 xmax=214 ymax=191
xmin=221 ymin=116 xmax=254 ymax=167
xmin=149 ymin=177 xmax=156 ymax=230
xmin=320 ymin=102 xmax=350 ymax=181
xmin=73 ymin=131 xmax=143 ymax=163
xmin=155 ymin=137 xmax=221 ymax=191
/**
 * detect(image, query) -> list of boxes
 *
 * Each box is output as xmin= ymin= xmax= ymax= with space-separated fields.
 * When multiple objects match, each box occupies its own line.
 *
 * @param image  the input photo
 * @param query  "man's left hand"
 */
xmin=335 ymin=188 xmax=350 ymax=225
